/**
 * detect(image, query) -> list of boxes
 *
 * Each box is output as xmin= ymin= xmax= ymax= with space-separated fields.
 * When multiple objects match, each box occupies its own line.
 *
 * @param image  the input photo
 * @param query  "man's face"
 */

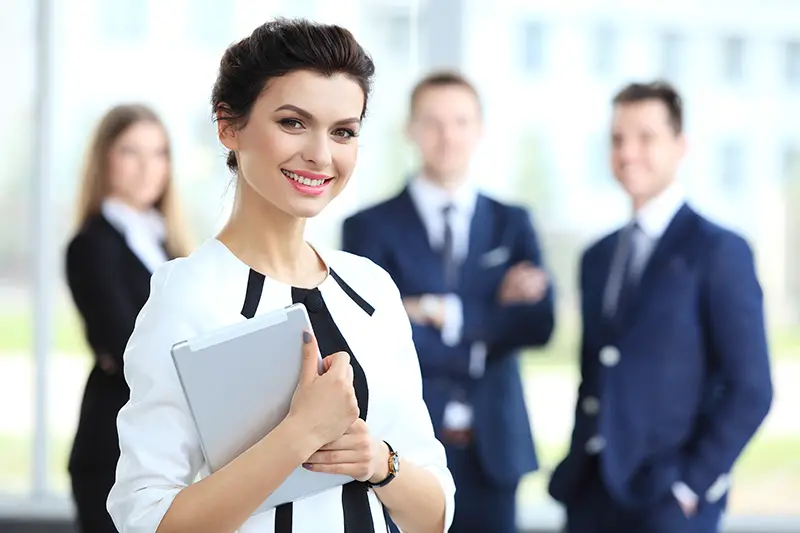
xmin=610 ymin=99 xmax=686 ymax=206
xmin=407 ymin=84 xmax=482 ymax=187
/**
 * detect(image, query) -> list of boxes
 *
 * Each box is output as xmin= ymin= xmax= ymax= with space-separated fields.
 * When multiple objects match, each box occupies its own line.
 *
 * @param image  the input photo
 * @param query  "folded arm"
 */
xmin=461 ymin=208 xmax=555 ymax=349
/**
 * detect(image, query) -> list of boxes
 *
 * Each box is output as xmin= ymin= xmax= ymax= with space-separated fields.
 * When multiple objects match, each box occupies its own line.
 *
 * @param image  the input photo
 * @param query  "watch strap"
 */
xmin=366 ymin=441 xmax=398 ymax=488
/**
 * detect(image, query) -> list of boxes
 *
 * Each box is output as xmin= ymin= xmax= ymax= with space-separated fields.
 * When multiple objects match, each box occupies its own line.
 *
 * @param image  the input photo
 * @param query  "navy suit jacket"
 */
xmin=549 ymin=204 xmax=773 ymax=508
xmin=342 ymin=187 xmax=555 ymax=486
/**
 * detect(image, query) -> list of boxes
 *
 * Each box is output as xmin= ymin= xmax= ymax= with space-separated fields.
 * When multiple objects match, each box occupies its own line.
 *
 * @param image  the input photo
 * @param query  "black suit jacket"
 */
xmin=65 ymin=214 xmax=167 ymax=472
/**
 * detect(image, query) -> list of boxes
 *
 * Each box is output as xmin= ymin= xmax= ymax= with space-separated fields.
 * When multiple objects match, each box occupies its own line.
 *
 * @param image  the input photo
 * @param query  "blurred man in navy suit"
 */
xmin=343 ymin=71 xmax=555 ymax=533
xmin=548 ymin=81 xmax=773 ymax=533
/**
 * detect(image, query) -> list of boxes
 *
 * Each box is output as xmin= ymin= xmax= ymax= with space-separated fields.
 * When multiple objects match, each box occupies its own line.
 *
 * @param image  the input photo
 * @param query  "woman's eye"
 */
xmin=333 ymin=128 xmax=357 ymax=140
xmin=280 ymin=118 xmax=304 ymax=129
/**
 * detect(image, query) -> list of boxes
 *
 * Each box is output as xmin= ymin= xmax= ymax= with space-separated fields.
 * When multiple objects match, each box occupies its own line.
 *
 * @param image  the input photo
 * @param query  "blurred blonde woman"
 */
xmin=65 ymin=104 xmax=192 ymax=533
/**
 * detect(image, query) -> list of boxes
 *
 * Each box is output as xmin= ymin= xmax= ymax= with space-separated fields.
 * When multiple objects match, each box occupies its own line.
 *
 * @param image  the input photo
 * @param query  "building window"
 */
xmin=782 ymin=144 xmax=800 ymax=184
xmin=384 ymin=10 xmax=412 ymax=63
xmin=786 ymin=40 xmax=800 ymax=87
xmin=659 ymin=31 xmax=684 ymax=82
xmin=100 ymin=0 xmax=148 ymax=42
xmin=367 ymin=5 xmax=412 ymax=67
xmin=522 ymin=21 xmax=545 ymax=74
xmin=721 ymin=36 xmax=745 ymax=83
xmin=719 ymin=139 xmax=746 ymax=192
xmin=592 ymin=24 xmax=617 ymax=77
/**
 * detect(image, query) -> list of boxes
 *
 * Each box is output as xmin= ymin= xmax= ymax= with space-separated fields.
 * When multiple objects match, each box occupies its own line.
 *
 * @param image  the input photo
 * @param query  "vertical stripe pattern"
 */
xmin=240 ymin=268 xmax=379 ymax=532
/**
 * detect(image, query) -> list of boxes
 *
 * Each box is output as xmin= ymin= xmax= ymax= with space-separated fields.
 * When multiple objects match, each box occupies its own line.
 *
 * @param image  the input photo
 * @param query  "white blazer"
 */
xmin=107 ymin=238 xmax=455 ymax=533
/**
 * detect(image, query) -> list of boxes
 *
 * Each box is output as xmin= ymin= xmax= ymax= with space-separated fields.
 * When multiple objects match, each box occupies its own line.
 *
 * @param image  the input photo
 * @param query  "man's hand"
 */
xmin=672 ymin=482 xmax=699 ymax=517
xmin=403 ymin=295 xmax=446 ymax=329
xmin=303 ymin=419 xmax=390 ymax=483
xmin=498 ymin=261 xmax=548 ymax=304
xmin=677 ymin=498 xmax=698 ymax=518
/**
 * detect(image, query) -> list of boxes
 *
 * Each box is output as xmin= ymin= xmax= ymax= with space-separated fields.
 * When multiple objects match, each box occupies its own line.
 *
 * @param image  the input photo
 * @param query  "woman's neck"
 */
xmin=217 ymin=182 xmax=326 ymax=288
xmin=105 ymin=195 xmax=150 ymax=213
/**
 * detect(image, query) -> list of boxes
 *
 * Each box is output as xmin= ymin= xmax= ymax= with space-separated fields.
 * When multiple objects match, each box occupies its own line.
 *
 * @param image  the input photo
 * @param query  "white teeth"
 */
xmin=282 ymin=170 xmax=327 ymax=187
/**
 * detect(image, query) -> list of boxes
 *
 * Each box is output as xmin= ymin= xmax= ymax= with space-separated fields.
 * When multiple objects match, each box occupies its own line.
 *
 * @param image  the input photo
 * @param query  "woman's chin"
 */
xmin=285 ymin=198 xmax=331 ymax=220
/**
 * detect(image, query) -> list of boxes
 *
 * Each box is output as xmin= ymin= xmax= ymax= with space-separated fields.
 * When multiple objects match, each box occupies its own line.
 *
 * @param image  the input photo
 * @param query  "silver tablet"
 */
xmin=170 ymin=302 xmax=353 ymax=514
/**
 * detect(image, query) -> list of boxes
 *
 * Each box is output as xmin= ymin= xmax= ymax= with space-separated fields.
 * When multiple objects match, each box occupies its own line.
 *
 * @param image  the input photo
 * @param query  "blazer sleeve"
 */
xmin=459 ymin=207 xmax=555 ymax=349
xmin=682 ymin=233 xmax=773 ymax=501
xmin=374 ymin=266 xmax=456 ymax=532
xmin=107 ymin=261 xmax=206 ymax=533
xmin=66 ymin=231 xmax=143 ymax=367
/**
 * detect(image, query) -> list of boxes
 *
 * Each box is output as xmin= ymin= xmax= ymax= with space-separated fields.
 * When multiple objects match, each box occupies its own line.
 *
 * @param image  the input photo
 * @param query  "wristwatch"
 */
xmin=367 ymin=441 xmax=399 ymax=488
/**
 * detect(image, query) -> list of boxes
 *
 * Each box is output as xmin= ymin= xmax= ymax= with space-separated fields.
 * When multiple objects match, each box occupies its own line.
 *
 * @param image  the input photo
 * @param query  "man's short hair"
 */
xmin=612 ymin=80 xmax=684 ymax=134
xmin=409 ymin=70 xmax=482 ymax=116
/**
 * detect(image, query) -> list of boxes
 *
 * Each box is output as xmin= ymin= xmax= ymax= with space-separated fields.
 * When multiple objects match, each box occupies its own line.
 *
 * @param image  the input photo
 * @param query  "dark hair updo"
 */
xmin=211 ymin=18 xmax=376 ymax=173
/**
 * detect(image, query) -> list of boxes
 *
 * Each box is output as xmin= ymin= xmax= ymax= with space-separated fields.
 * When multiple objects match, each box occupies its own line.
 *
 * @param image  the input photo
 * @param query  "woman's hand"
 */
xmin=287 ymin=332 xmax=360 ymax=449
xmin=302 ymin=419 xmax=390 ymax=483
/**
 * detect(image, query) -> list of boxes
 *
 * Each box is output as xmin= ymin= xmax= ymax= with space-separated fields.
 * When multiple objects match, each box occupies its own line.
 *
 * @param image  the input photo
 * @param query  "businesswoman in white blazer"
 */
xmin=66 ymin=103 xmax=192 ymax=533
xmin=107 ymin=18 xmax=455 ymax=533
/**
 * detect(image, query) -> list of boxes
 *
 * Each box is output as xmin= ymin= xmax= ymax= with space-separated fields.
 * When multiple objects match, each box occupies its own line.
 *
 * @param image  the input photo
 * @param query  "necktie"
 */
xmin=614 ymin=222 xmax=641 ymax=325
xmin=442 ymin=204 xmax=458 ymax=289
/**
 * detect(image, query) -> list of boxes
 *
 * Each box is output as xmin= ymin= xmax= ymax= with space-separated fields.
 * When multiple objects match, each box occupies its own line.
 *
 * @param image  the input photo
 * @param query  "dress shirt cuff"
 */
xmin=440 ymin=294 xmax=463 ymax=347
xmin=672 ymin=481 xmax=699 ymax=507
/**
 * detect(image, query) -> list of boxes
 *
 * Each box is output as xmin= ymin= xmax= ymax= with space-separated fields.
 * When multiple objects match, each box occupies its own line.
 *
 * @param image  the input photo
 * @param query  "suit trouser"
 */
xmin=71 ymin=466 xmax=119 ymax=533
xmin=565 ymin=459 xmax=724 ymax=533
xmin=446 ymin=443 xmax=518 ymax=533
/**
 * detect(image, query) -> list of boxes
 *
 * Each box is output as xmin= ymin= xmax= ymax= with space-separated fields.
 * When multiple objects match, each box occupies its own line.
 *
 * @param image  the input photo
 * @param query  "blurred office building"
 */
xmin=1 ymin=0 xmax=798 ymax=531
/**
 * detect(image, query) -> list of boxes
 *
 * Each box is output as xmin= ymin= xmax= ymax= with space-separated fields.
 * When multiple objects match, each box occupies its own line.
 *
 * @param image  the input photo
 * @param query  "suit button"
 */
xmin=585 ymin=435 xmax=606 ymax=455
xmin=599 ymin=346 xmax=620 ymax=367
xmin=582 ymin=396 xmax=600 ymax=415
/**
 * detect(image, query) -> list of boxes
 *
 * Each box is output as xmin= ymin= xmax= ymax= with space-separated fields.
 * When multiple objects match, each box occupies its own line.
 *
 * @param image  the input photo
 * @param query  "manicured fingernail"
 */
xmin=302 ymin=463 xmax=312 ymax=469
xmin=303 ymin=331 xmax=312 ymax=344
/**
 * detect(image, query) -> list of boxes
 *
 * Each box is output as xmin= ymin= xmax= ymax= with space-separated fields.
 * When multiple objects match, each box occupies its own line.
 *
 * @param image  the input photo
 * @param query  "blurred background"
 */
xmin=1 ymin=0 xmax=799 ymax=531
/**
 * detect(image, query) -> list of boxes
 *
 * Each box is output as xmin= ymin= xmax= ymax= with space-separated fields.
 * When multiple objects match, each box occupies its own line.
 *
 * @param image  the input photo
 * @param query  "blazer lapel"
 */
xmin=462 ymin=196 xmax=498 ymax=285
xmin=629 ymin=204 xmax=695 ymax=316
xmin=396 ymin=187 xmax=436 ymax=255
xmin=99 ymin=215 xmax=154 ymax=276
xmin=395 ymin=187 xmax=450 ymax=289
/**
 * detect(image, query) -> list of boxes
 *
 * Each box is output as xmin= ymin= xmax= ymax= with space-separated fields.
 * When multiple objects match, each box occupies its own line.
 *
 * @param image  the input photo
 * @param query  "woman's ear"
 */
xmin=216 ymin=109 xmax=239 ymax=151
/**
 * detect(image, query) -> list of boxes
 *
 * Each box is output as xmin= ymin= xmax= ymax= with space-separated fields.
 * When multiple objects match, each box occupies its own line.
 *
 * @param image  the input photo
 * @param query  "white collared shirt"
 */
xmin=603 ymin=180 xmax=686 ymax=318
xmin=407 ymin=175 xmax=478 ymax=263
xmin=629 ymin=179 xmax=686 ymax=277
xmin=101 ymin=198 xmax=169 ymax=273
xmin=407 ymin=175 xmax=484 ymax=431
xmin=407 ymin=176 xmax=479 ymax=349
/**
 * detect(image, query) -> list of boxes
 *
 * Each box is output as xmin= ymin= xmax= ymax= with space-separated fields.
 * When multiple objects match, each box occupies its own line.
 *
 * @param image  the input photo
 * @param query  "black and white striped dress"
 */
xmin=107 ymin=238 xmax=455 ymax=533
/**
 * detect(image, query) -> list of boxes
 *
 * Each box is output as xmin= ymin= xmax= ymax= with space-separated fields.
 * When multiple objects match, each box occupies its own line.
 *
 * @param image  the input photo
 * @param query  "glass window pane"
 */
xmin=722 ymin=35 xmax=745 ymax=83
xmin=0 ymin=0 xmax=35 ymax=496
xmin=522 ymin=21 xmax=545 ymax=74
xmin=785 ymin=40 xmax=800 ymax=87
xmin=719 ymin=138 xmax=746 ymax=192
xmin=660 ymin=31 xmax=684 ymax=82
xmin=593 ymin=24 xmax=617 ymax=76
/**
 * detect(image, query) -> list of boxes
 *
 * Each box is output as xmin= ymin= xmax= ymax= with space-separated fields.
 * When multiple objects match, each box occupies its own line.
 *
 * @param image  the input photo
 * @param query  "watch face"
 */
xmin=390 ymin=454 xmax=400 ymax=473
